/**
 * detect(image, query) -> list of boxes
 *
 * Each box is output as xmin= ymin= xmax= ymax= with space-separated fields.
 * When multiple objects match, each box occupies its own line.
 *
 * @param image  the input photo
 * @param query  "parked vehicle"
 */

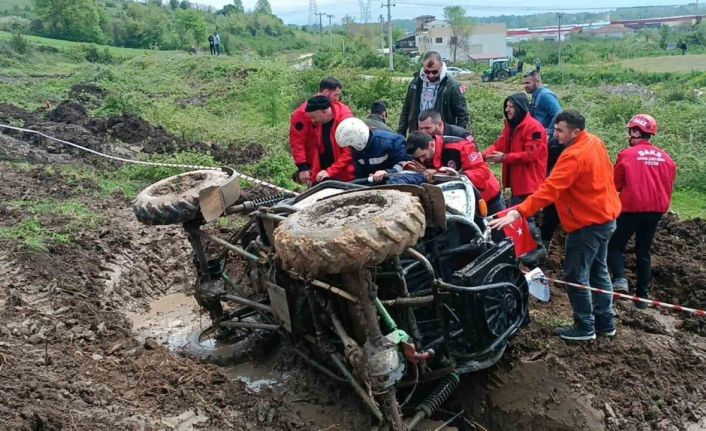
xmin=446 ymin=67 xmax=474 ymax=79
xmin=481 ymin=59 xmax=518 ymax=82
xmin=133 ymin=169 xmax=529 ymax=430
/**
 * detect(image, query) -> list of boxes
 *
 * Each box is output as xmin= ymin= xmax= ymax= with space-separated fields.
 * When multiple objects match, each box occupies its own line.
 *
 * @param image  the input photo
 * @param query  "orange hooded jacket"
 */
xmin=516 ymin=130 xmax=621 ymax=233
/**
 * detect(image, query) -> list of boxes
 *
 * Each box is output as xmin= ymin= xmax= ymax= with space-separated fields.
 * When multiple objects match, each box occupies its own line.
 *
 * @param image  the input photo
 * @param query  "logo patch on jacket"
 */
xmin=294 ymin=122 xmax=304 ymax=131
xmin=447 ymin=160 xmax=457 ymax=170
xmin=532 ymin=131 xmax=542 ymax=140
xmin=459 ymin=85 xmax=467 ymax=94
xmin=468 ymin=152 xmax=479 ymax=162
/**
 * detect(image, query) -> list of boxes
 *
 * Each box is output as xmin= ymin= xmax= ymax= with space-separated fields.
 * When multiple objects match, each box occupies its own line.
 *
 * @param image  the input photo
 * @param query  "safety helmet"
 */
xmin=335 ymin=117 xmax=370 ymax=151
xmin=626 ymin=114 xmax=658 ymax=136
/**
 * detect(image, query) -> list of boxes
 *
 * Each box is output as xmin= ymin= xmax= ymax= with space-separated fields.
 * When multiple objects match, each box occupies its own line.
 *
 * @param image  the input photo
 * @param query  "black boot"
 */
xmin=520 ymin=219 xmax=547 ymax=267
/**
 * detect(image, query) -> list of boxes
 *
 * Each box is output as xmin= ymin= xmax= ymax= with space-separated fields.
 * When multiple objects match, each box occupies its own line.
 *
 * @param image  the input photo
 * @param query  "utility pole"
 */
xmin=316 ymin=12 xmax=326 ymax=49
xmin=557 ymin=12 xmax=563 ymax=82
xmin=382 ymin=0 xmax=395 ymax=71
xmin=380 ymin=15 xmax=385 ymax=52
xmin=327 ymin=14 xmax=334 ymax=48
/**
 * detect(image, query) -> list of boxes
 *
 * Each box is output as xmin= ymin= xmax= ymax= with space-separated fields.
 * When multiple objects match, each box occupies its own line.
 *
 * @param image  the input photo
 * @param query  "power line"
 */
xmin=393 ymin=0 xmax=696 ymax=12
xmin=315 ymin=11 xmax=326 ymax=49
xmin=381 ymin=0 xmax=395 ymax=71
xmin=327 ymin=14 xmax=335 ymax=48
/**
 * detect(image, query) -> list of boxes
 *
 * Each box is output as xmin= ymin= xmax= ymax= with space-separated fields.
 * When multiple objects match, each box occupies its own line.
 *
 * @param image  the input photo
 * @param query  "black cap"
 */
xmin=305 ymin=95 xmax=331 ymax=112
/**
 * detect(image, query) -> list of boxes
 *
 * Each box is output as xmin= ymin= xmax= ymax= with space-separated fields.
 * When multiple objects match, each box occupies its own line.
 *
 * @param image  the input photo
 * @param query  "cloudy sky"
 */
xmin=198 ymin=0 xmax=694 ymax=25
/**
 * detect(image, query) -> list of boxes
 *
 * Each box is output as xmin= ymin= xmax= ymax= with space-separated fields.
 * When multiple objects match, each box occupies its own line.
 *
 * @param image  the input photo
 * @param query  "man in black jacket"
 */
xmin=397 ymin=51 xmax=469 ymax=136
xmin=418 ymin=109 xmax=471 ymax=139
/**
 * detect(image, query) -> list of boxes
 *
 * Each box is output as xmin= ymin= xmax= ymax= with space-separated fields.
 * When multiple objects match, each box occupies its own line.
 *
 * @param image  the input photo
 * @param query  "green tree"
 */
xmin=443 ymin=5 xmax=473 ymax=63
xmin=179 ymin=0 xmax=190 ymax=10
xmin=169 ymin=0 xmax=179 ymax=9
xmin=175 ymin=8 xmax=206 ymax=47
xmin=658 ymin=24 xmax=669 ymax=49
xmin=233 ymin=0 xmax=244 ymax=13
xmin=254 ymin=0 xmax=272 ymax=15
xmin=147 ymin=0 xmax=162 ymax=7
xmin=33 ymin=0 xmax=106 ymax=42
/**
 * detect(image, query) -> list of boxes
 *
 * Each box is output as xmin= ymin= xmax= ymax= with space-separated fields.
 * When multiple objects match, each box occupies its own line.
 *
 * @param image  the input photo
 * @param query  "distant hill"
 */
xmin=392 ymin=4 xmax=703 ymax=32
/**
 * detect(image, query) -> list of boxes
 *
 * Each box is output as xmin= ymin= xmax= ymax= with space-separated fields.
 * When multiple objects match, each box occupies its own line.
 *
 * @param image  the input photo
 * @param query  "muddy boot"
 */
xmin=520 ymin=220 xmax=547 ymax=267
xmin=612 ymin=278 xmax=629 ymax=294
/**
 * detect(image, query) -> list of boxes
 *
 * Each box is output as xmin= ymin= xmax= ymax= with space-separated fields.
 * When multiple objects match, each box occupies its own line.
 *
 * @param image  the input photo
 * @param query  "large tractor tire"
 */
xmin=496 ymin=70 xmax=510 ymax=81
xmin=133 ymin=170 xmax=230 ymax=225
xmin=274 ymin=190 xmax=426 ymax=275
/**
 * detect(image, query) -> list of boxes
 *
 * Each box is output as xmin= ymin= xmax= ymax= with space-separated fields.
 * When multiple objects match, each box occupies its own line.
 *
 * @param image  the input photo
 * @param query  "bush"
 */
xmin=8 ymin=31 xmax=30 ymax=55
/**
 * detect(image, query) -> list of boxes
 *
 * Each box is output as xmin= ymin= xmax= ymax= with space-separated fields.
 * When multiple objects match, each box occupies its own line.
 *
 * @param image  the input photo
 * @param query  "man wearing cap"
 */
xmin=363 ymin=100 xmax=394 ymax=133
xmin=289 ymin=77 xmax=352 ymax=185
xmin=303 ymin=95 xmax=354 ymax=184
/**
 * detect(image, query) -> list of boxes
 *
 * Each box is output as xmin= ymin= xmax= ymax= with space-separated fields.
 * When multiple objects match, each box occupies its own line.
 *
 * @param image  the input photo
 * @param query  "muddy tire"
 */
xmin=133 ymin=169 xmax=230 ymax=225
xmin=274 ymin=190 xmax=426 ymax=275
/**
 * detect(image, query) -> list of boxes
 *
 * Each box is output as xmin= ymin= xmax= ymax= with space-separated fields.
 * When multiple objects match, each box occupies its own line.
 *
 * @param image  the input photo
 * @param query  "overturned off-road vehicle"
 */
xmin=133 ymin=168 xmax=529 ymax=430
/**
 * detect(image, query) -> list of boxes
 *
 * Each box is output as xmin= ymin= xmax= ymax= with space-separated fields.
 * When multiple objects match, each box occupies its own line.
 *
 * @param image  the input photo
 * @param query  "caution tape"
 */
xmin=0 ymin=123 xmax=297 ymax=195
xmin=531 ymin=273 xmax=706 ymax=318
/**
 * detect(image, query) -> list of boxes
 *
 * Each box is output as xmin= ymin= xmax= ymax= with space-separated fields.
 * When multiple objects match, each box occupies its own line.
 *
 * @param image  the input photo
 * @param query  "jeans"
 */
xmin=607 ymin=212 xmax=662 ymax=299
xmin=564 ymin=221 xmax=616 ymax=333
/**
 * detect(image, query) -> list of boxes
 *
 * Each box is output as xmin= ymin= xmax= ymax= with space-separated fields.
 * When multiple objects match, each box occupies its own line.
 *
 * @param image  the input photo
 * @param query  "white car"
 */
xmin=446 ymin=67 xmax=473 ymax=78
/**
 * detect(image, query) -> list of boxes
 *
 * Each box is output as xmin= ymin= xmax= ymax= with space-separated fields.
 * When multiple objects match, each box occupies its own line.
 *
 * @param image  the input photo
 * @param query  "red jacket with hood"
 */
xmin=483 ymin=93 xmax=547 ymax=197
xmin=431 ymin=135 xmax=501 ymax=202
xmin=614 ymin=140 xmax=676 ymax=213
xmin=288 ymin=101 xmax=354 ymax=183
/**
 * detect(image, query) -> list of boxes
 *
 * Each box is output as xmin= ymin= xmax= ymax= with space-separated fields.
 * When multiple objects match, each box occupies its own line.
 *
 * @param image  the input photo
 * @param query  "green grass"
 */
xmin=0 ymin=199 xmax=100 ymax=250
xmin=671 ymin=190 xmax=706 ymax=219
xmin=0 ymin=31 xmax=164 ymax=57
xmin=620 ymin=54 xmax=706 ymax=73
xmin=0 ymin=0 xmax=29 ymax=12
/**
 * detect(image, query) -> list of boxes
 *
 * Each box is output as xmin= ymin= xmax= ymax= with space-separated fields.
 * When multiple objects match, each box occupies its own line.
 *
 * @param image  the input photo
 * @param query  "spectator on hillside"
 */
xmin=398 ymin=51 xmax=469 ymax=136
xmin=208 ymin=34 xmax=215 ymax=55
xmin=678 ymin=40 xmax=687 ymax=55
xmin=363 ymin=100 xmax=394 ymax=133
xmin=289 ymin=78 xmax=353 ymax=185
xmin=417 ymin=109 xmax=471 ymax=140
xmin=523 ymin=70 xmax=563 ymax=252
xmin=213 ymin=32 xmax=221 ymax=55
xmin=483 ymin=93 xmax=547 ymax=263
xmin=608 ymin=115 xmax=676 ymax=308
xmin=517 ymin=59 xmax=524 ymax=74
xmin=490 ymin=110 xmax=622 ymax=342
xmin=534 ymin=58 xmax=541 ymax=72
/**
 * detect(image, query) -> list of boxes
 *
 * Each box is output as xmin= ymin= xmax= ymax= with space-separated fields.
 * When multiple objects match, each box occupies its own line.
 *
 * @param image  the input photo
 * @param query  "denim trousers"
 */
xmin=564 ymin=221 xmax=617 ymax=333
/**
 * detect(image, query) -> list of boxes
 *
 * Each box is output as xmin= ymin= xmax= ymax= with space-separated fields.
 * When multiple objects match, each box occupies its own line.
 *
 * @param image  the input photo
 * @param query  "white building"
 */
xmin=414 ymin=21 xmax=512 ymax=62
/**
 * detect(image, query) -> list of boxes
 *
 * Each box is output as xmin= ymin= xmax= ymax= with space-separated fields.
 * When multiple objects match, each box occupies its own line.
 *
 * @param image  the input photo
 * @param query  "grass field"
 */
xmin=0 ymin=31 xmax=161 ymax=57
xmin=0 ymin=0 xmax=29 ymax=12
xmin=621 ymin=54 xmax=706 ymax=73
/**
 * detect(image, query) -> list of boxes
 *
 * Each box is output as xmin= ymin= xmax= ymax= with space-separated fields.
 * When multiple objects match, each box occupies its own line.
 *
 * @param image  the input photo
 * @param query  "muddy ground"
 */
xmin=1 ymin=100 xmax=706 ymax=430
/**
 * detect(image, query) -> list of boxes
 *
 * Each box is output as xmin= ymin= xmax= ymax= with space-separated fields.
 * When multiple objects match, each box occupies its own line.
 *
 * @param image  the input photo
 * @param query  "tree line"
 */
xmin=2 ymin=0 xmax=309 ymax=54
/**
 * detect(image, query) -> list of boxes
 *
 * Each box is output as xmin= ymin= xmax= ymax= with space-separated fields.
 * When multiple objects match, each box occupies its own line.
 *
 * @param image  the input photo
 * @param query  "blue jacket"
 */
xmin=529 ymin=87 xmax=562 ymax=135
xmin=353 ymin=130 xmax=411 ymax=178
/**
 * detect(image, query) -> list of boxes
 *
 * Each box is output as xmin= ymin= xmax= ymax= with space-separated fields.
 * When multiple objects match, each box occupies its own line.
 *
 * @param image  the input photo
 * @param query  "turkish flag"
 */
xmin=496 ymin=207 xmax=537 ymax=258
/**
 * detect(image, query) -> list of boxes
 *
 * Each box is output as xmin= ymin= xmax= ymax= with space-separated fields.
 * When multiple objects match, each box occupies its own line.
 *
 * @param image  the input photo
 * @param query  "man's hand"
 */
xmin=485 ymin=151 xmax=505 ymax=164
xmin=437 ymin=167 xmax=459 ymax=176
xmin=297 ymin=170 xmax=312 ymax=184
xmin=371 ymin=170 xmax=388 ymax=183
xmin=402 ymin=160 xmax=426 ymax=172
xmin=423 ymin=169 xmax=437 ymax=182
xmin=315 ymin=170 xmax=330 ymax=183
xmin=489 ymin=209 xmax=520 ymax=230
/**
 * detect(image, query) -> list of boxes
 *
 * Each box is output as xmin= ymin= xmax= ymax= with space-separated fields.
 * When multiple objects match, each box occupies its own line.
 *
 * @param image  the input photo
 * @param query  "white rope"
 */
xmin=0 ymin=123 xmax=297 ymax=195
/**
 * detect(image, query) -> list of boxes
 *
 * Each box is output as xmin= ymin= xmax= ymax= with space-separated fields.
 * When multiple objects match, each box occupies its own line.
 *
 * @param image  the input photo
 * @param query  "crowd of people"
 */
xmin=287 ymin=50 xmax=677 ymax=342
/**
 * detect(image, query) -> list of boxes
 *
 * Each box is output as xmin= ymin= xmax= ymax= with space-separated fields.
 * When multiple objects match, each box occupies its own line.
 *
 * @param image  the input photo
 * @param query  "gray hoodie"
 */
xmin=419 ymin=63 xmax=447 ymax=111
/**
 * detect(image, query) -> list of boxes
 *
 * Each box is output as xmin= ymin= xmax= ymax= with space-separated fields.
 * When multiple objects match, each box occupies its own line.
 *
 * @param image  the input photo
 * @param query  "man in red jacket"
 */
xmin=491 ymin=111 xmax=621 ymax=341
xmin=483 ymin=93 xmax=547 ymax=261
xmin=607 ymin=114 xmax=676 ymax=307
xmin=289 ymin=77 xmax=352 ymax=185
xmin=303 ymin=95 xmax=354 ymax=184
xmin=406 ymin=130 xmax=504 ymax=217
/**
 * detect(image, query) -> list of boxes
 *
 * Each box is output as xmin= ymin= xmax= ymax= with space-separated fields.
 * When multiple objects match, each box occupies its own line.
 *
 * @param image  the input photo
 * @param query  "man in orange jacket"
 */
xmin=303 ymin=95 xmax=354 ymax=184
xmin=490 ymin=111 xmax=621 ymax=341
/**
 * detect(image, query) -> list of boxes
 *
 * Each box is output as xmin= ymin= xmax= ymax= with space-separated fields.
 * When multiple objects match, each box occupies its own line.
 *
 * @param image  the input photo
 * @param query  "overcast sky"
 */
xmin=197 ymin=0 xmax=695 ymax=25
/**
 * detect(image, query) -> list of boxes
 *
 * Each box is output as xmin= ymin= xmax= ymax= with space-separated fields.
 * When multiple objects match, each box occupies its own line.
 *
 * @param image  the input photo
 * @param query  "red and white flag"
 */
xmin=495 ymin=207 xmax=537 ymax=258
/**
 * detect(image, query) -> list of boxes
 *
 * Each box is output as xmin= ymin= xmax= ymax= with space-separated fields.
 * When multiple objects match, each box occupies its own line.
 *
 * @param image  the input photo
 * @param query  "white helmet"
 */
xmin=335 ymin=117 xmax=370 ymax=151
